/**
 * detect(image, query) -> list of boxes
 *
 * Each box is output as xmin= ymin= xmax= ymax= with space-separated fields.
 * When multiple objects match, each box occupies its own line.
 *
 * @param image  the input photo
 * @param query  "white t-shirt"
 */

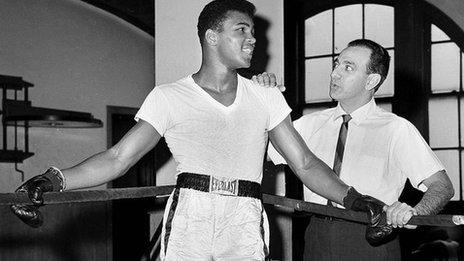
xmin=136 ymin=74 xmax=291 ymax=183
xmin=268 ymin=99 xmax=445 ymax=205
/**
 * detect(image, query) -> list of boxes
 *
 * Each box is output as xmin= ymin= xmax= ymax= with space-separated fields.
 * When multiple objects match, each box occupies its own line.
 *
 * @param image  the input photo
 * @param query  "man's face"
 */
xmin=329 ymin=46 xmax=372 ymax=103
xmin=215 ymin=11 xmax=256 ymax=69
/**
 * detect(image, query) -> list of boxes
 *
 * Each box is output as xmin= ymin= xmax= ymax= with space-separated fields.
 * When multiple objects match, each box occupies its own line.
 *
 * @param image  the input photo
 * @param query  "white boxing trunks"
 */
xmin=160 ymin=173 xmax=269 ymax=261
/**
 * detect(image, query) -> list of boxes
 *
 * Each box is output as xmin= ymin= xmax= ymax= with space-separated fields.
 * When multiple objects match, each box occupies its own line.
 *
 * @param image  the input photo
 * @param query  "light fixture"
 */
xmin=0 ymin=74 xmax=103 ymax=163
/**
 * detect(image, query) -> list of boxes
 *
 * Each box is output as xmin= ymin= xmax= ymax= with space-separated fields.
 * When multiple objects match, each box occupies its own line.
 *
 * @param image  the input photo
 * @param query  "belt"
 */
xmin=176 ymin=173 xmax=262 ymax=199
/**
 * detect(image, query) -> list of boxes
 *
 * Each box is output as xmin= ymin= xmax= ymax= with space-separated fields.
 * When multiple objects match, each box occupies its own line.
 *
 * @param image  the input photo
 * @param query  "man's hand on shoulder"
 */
xmin=385 ymin=201 xmax=418 ymax=229
xmin=251 ymin=72 xmax=286 ymax=92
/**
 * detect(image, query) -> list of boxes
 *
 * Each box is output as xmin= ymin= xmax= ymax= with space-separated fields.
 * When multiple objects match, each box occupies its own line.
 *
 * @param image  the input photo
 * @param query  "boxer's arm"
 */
xmin=63 ymin=119 xmax=161 ymax=190
xmin=386 ymin=170 xmax=454 ymax=228
xmin=269 ymin=116 xmax=349 ymax=204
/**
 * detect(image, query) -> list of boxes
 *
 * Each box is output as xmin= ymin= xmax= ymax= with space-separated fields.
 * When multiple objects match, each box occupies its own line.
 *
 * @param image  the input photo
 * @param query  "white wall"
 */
xmin=0 ymin=0 xmax=154 ymax=192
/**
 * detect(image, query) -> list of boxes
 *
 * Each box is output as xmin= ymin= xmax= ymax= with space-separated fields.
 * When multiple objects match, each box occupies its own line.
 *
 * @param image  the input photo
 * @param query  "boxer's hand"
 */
xmin=251 ymin=72 xmax=286 ymax=92
xmin=10 ymin=205 xmax=44 ymax=228
xmin=343 ymin=187 xmax=396 ymax=246
xmin=385 ymin=201 xmax=417 ymax=229
xmin=11 ymin=167 xmax=64 ymax=228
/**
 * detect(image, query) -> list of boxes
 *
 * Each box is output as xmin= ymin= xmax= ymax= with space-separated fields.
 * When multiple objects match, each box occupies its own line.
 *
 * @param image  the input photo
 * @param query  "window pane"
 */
xmin=435 ymin=150 xmax=460 ymax=201
xmin=461 ymin=151 xmax=464 ymax=201
xmin=429 ymin=97 xmax=458 ymax=147
xmin=305 ymin=58 xmax=332 ymax=102
xmin=431 ymin=42 xmax=460 ymax=93
xmin=375 ymin=50 xmax=394 ymax=97
xmin=365 ymin=4 xmax=394 ymax=48
xmin=431 ymin=24 xmax=450 ymax=42
xmin=305 ymin=10 xmax=333 ymax=56
xmin=460 ymin=97 xmax=464 ymax=145
xmin=334 ymin=5 xmax=362 ymax=53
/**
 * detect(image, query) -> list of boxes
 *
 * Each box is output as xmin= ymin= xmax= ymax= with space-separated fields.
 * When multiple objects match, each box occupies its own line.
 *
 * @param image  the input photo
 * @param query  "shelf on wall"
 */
xmin=0 ymin=150 xmax=34 ymax=163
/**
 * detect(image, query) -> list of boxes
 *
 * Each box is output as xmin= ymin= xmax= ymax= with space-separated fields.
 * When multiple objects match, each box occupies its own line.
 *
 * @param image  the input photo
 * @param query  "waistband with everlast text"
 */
xmin=176 ymin=173 xmax=262 ymax=199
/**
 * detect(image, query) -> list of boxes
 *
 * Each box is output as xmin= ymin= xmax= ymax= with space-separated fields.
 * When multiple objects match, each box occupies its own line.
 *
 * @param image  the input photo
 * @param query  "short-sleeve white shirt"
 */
xmin=135 ymin=74 xmax=291 ymax=183
xmin=268 ymin=99 xmax=444 ymax=205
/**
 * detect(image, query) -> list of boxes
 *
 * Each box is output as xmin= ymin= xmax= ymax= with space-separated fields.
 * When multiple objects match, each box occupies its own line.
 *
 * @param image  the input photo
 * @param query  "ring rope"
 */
xmin=263 ymin=194 xmax=464 ymax=227
xmin=0 ymin=186 xmax=175 ymax=205
xmin=1 ymin=185 xmax=462 ymax=226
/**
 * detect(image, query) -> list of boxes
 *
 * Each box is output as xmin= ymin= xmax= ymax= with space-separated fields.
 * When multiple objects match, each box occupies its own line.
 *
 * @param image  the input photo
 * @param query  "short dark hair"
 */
xmin=197 ymin=0 xmax=256 ymax=45
xmin=347 ymin=39 xmax=390 ymax=91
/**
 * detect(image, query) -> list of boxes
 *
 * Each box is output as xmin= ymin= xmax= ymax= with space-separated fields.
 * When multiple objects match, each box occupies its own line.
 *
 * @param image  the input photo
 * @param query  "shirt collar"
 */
xmin=333 ymin=98 xmax=376 ymax=125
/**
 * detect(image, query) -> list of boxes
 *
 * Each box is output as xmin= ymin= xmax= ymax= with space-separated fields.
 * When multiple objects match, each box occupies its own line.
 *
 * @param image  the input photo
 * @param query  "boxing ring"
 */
xmin=1 ymin=186 xmax=463 ymax=259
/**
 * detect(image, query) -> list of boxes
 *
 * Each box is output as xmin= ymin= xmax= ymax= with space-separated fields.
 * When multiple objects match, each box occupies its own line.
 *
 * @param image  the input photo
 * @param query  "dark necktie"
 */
xmin=327 ymin=114 xmax=352 ymax=206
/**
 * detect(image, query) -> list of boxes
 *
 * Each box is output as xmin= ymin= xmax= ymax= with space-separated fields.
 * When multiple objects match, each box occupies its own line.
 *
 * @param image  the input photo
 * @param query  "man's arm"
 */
xmin=11 ymin=119 xmax=162 ymax=227
xmin=64 ymin=119 xmax=162 ymax=190
xmin=386 ymin=170 xmax=454 ymax=228
xmin=269 ymin=115 xmax=349 ymax=204
xmin=417 ymin=170 xmax=454 ymax=214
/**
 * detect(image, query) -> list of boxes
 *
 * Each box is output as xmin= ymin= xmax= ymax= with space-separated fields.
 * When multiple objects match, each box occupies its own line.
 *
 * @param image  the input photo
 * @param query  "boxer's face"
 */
xmin=329 ymin=46 xmax=372 ymax=104
xmin=214 ymin=10 xmax=256 ymax=69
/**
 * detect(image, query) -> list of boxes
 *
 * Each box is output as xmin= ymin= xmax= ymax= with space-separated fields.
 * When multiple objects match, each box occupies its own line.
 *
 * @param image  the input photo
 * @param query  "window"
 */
xmin=429 ymin=25 xmax=463 ymax=200
xmin=303 ymin=4 xmax=394 ymax=114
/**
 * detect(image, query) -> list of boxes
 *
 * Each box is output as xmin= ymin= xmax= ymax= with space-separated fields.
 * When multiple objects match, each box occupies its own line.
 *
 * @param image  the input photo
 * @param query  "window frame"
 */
xmin=301 ymin=3 xmax=395 ymax=109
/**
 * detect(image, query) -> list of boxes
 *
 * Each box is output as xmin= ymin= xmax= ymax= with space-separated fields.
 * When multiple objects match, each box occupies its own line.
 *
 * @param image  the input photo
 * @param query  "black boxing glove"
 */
xmin=343 ymin=187 xmax=396 ymax=246
xmin=10 ymin=167 xmax=65 ymax=228
xmin=10 ymin=204 xmax=44 ymax=228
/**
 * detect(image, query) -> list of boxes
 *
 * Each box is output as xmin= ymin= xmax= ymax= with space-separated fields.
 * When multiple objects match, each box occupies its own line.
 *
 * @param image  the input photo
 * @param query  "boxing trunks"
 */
xmin=160 ymin=173 xmax=269 ymax=260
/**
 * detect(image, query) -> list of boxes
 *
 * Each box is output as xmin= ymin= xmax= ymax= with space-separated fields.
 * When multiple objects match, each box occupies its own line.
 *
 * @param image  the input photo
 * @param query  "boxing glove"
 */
xmin=343 ymin=187 xmax=396 ymax=246
xmin=10 ymin=167 xmax=64 ymax=228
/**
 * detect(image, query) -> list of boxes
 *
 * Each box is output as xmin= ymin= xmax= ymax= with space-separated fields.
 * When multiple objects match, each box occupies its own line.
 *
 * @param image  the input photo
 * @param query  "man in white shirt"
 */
xmin=265 ymin=39 xmax=454 ymax=260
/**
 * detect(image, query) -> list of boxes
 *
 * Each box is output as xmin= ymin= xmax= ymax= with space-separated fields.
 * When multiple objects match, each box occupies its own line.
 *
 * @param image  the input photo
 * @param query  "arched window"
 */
xmin=429 ymin=24 xmax=464 ymax=202
xmin=304 ymin=4 xmax=394 ymax=114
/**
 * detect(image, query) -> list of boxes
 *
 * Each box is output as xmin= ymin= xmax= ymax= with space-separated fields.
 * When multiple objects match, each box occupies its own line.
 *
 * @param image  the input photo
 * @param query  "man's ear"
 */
xmin=365 ymin=73 xmax=381 ymax=91
xmin=205 ymin=29 xmax=218 ymax=46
